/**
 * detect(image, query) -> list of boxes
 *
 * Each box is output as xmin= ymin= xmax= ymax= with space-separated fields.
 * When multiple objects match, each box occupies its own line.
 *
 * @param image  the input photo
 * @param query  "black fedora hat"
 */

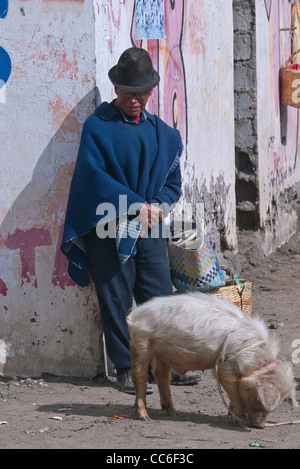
xmin=108 ymin=47 xmax=160 ymax=93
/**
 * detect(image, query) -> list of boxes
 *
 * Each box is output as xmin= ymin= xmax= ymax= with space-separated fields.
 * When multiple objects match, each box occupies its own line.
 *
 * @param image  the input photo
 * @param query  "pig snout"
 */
xmin=239 ymin=374 xmax=283 ymax=429
xmin=247 ymin=415 xmax=267 ymax=429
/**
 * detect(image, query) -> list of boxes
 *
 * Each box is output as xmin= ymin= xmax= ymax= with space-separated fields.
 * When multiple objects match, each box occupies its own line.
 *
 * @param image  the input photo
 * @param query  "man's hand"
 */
xmin=138 ymin=203 xmax=163 ymax=237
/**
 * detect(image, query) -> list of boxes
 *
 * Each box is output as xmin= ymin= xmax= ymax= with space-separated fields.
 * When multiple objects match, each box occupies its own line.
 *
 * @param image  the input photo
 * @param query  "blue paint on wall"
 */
xmin=0 ymin=46 xmax=11 ymax=89
xmin=0 ymin=0 xmax=8 ymax=19
xmin=0 ymin=0 xmax=10 ymax=91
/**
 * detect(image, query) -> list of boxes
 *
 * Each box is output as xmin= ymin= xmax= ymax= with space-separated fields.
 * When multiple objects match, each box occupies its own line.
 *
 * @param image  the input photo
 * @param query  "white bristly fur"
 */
xmin=128 ymin=292 xmax=276 ymax=366
xmin=127 ymin=292 xmax=298 ymax=427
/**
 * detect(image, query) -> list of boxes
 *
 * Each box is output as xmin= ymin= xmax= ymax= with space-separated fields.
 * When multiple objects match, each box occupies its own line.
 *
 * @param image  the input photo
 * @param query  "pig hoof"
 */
xmin=139 ymin=414 xmax=151 ymax=421
xmin=162 ymin=406 xmax=177 ymax=417
xmin=141 ymin=415 xmax=151 ymax=422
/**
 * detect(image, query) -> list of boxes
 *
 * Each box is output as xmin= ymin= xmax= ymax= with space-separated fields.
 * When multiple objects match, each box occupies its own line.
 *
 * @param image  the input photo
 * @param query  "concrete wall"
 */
xmin=0 ymin=0 xmax=101 ymax=377
xmin=234 ymin=0 xmax=300 ymax=254
xmin=180 ymin=1 xmax=236 ymax=252
xmin=256 ymin=0 xmax=300 ymax=254
xmin=0 ymin=0 xmax=234 ymax=378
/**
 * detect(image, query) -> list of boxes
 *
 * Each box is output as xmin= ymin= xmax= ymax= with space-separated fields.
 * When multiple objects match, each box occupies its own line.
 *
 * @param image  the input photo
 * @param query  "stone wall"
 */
xmin=233 ymin=0 xmax=259 ymax=230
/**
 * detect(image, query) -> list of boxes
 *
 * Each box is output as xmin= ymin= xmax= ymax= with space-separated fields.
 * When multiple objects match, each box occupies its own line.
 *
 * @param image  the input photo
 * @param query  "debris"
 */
xmin=250 ymin=441 xmax=260 ymax=447
xmin=267 ymin=319 xmax=278 ymax=329
xmin=112 ymin=414 xmax=129 ymax=420
xmin=38 ymin=379 xmax=49 ymax=387
xmin=0 ymin=421 xmax=8 ymax=425
xmin=50 ymin=416 xmax=62 ymax=421
xmin=39 ymin=427 xmax=49 ymax=433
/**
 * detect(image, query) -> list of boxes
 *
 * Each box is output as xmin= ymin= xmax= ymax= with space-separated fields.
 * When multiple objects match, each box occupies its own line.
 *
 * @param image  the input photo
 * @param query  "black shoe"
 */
xmin=148 ymin=369 xmax=200 ymax=386
xmin=148 ymin=367 xmax=155 ymax=384
xmin=117 ymin=370 xmax=153 ymax=394
xmin=170 ymin=371 xmax=200 ymax=386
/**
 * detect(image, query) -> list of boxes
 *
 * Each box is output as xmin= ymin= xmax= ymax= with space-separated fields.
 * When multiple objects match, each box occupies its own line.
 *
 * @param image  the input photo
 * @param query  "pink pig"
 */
xmin=127 ymin=292 xmax=298 ymax=428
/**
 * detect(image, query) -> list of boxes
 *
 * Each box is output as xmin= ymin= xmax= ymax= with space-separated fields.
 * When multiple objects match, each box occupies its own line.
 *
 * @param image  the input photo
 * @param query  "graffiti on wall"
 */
xmin=0 ymin=0 xmax=187 ymax=299
xmin=264 ymin=0 xmax=272 ymax=19
xmin=265 ymin=0 xmax=299 ymax=180
xmin=0 ymin=227 xmax=74 ymax=294
xmin=131 ymin=0 xmax=187 ymax=147
xmin=0 ymin=0 xmax=85 ymax=104
xmin=0 ymin=0 xmax=91 ymax=287
xmin=0 ymin=0 xmax=11 ymax=103
xmin=104 ymin=0 xmax=187 ymax=144
xmin=0 ymin=0 xmax=7 ymax=16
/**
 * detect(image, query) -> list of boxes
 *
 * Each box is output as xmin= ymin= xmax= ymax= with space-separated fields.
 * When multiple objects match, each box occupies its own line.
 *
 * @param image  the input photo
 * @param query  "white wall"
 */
xmin=0 ymin=0 xmax=236 ymax=377
xmin=181 ymin=0 xmax=236 ymax=250
xmin=256 ymin=0 xmax=300 ymax=254
xmin=0 ymin=0 xmax=101 ymax=377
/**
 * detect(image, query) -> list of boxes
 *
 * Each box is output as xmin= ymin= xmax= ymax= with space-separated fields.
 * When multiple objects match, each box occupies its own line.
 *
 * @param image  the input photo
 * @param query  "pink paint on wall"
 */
xmin=51 ymin=48 xmax=79 ymax=81
xmin=271 ymin=1 xmax=280 ymax=117
xmin=107 ymin=0 xmax=122 ymax=53
xmin=163 ymin=0 xmax=187 ymax=144
xmin=20 ymin=0 xmax=84 ymax=2
xmin=147 ymin=41 xmax=159 ymax=116
xmin=269 ymin=1 xmax=294 ymax=117
xmin=131 ymin=1 xmax=187 ymax=145
xmin=0 ymin=279 xmax=8 ymax=296
xmin=6 ymin=228 xmax=52 ymax=287
xmin=185 ymin=0 xmax=206 ymax=55
xmin=83 ymin=295 xmax=100 ymax=323
xmin=266 ymin=0 xmax=298 ymax=177
xmin=265 ymin=0 xmax=272 ymax=19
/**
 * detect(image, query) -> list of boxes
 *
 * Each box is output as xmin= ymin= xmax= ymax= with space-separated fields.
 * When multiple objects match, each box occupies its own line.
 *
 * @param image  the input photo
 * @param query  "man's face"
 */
xmin=114 ymin=88 xmax=152 ymax=117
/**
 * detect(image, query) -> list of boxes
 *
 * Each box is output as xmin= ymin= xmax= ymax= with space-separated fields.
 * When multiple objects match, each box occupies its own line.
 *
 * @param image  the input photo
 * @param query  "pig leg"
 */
xmin=152 ymin=357 xmax=177 ymax=417
xmin=130 ymin=340 xmax=152 ymax=421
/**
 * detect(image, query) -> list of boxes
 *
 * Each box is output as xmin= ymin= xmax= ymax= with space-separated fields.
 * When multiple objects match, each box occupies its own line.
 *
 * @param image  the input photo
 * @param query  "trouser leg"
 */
xmin=133 ymin=235 xmax=173 ymax=305
xmin=86 ymin=229 xmax=135 ymax=372
xmin=86 ymin=228 xmax=173 ymax=373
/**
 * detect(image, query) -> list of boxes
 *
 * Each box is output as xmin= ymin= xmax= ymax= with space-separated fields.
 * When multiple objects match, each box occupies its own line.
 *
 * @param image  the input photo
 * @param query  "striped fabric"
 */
xmin=168 ymin=224 xmax=226 ymax=293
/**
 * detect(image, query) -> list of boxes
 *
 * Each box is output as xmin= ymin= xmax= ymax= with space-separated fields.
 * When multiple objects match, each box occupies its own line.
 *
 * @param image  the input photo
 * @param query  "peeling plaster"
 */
xmin=182 ymin=171 xmax=235 ymax=253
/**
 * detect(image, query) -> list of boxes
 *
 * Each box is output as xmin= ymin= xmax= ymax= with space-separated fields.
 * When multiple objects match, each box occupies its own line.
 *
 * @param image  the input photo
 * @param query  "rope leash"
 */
xmin=265 ymin=420 xmax=300 ymax=427
xmin=215 ymin=353 xmax=250 ymax=429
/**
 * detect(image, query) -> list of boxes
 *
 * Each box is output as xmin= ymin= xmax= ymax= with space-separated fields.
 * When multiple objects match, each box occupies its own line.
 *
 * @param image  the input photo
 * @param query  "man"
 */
xmin=61 ymin=47 xmax=199 ymax=392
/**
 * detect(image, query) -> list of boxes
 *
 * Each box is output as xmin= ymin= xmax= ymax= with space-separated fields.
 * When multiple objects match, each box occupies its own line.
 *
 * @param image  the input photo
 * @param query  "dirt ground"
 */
xmin=1 ymin=229 xmax=300 ymax=450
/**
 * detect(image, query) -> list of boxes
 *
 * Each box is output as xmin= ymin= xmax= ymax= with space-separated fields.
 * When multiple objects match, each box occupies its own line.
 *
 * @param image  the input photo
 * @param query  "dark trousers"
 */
xmin=86 ymin=228 xmax=173 ymax=373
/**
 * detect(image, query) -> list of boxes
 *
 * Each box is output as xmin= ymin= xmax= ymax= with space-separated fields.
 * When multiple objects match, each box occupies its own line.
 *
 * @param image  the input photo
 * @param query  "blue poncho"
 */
xmin=61 ymin=101 xmax=183 ymax=286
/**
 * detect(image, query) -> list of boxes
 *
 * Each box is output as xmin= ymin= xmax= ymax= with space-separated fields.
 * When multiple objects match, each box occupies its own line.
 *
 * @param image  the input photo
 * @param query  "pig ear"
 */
xmin=257 ymin=382 xmax=281 ymax=411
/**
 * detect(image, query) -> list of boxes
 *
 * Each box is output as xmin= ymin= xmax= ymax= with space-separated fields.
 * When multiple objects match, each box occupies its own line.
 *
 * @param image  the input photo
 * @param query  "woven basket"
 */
xmin=281 ymin=48 xmax=300 ymax=108
xmin=207 ymin=279 xmax=252 ymax=316
xmin=173 ymin=266 xmax=252 ymax=315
